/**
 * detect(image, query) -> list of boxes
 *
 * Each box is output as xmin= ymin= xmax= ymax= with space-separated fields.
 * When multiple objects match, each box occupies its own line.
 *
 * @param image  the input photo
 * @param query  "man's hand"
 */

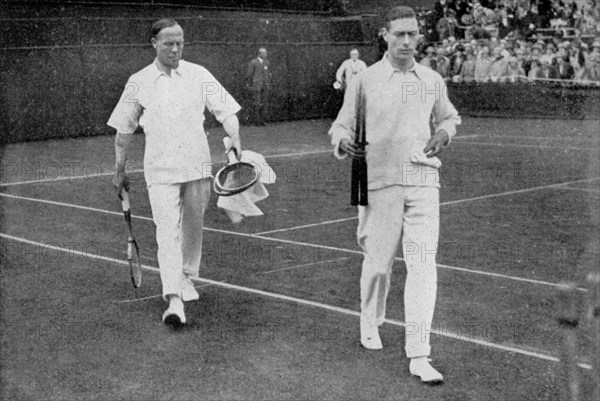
xmin=223 ymin=115 xmax=242 ymax=161
xmin=113 ymin=170 xmax=130 ymax=199
xmin=340 ymin=138 xmax=367 ymax=160
xmin=424 ymin=130 xmax=450 ymax=157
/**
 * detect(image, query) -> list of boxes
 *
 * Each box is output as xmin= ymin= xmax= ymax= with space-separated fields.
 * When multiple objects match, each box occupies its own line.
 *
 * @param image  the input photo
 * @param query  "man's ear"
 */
xmin=151 ymin=38 xmax=157 ymax=50
xmin=417 ymin=34 xmax=425 ymax=44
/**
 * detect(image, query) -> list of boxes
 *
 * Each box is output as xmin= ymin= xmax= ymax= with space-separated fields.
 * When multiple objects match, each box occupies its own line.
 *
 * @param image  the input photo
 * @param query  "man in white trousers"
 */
xmin=329 ymin=6 xmax=460 ymax=384
xmin=335 ymin=48 xmax=368 ymax=91
xmin=109 ymin=18 xmax=243 ymax=327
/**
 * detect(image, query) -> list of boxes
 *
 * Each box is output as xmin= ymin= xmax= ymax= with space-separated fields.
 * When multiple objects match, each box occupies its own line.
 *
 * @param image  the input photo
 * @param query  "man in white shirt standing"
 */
xmin=329 ymin=6 xmax=460 ymax=384
xmin=335 ymin=48 xmax=367 ymax=91
xmin=109 ymin=19 xmax=243 ymax=327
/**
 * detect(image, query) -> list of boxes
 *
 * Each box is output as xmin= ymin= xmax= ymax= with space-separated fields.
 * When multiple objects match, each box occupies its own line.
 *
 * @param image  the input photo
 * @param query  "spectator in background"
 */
xmin=459 ymin=46 xmax=477 ymax=80
xmin=489 ymin=46 xmax=509 ymax=81
xmin=570 ymin=41 xmax=588 ymax=79
xmin=584 ymin=40 xmax=600 ymax=81
xmin=420 ymin=46 xmax=437 ymax=69
xmin=555 ymin=55 xmax=575 ymax=79
xmin=475 ymin=45 xmax=493 ymax=81
xmin=436 ymin=47 xmax=452 ymax=78
xmin=528 ymin=59 xmax=543 ymax=80
xmin=502 ymin=56 xmax=527 ymax=82
xmin=540 ymin=43 xmax=557 ymax=64
xmin=515 ymin=47 xmax=529 ymax=73
xmin=437 ymin=8 xmax=459 ymax=40
xmin=335 ymin=48 xmax=368 ymax=91
xmin=539 ymin=59 xmax=559 ymax=79
xmin=450 ymin=44 xmax=466 ymax=77
xmin=246 ymin=47 xmax=272 ymax=125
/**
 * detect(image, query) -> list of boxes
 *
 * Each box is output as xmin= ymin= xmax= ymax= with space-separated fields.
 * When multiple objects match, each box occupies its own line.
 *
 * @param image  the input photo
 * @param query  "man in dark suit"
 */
xmin=246 ymin=47 xmax=272 ymax=125
xmin=556 ymin=56 xmax=575 ymax=80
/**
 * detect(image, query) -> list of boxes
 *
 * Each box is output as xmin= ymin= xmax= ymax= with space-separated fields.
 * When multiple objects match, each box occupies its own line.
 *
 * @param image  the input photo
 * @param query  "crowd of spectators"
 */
xmin=410 ymin=0 xmax=600 ymax=83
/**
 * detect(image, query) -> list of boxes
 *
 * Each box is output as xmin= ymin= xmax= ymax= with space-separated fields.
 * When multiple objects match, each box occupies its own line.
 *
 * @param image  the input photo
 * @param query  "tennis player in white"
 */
xmin=329 ymin=6 xmax=461 ymax=383
xmin=109 ymin=18 xmax=242 ymax=327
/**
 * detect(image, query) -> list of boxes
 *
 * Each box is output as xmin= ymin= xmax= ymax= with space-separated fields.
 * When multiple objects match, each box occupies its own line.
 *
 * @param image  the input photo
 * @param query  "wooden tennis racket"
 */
xmin=120 ymin=189 xmax=142 ymax=288
xmin=351 ymin=83 xmax=368 ymax=206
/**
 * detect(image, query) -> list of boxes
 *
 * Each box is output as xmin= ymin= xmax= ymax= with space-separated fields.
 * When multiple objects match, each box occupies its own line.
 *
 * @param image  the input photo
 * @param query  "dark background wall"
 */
xmin=1 ymin=1 xmax=599 ymax=144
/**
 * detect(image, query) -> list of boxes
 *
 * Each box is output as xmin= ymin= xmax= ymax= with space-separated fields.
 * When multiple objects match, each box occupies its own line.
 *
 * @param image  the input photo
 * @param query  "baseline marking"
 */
xmin=0 ymin=191 xmax=588 ymax=291
xmin=0 ymin=233 xmax=592 ymax=371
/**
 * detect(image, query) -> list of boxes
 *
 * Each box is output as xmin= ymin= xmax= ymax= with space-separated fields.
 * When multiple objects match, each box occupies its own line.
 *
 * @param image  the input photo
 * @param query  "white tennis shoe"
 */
xmin=181 ymin=278 xmax=200 ymax=302
xmin=163 ymin=297 xmax=186 ymax=326
xmin=360 ymin=324 xmax=383 ymax=350
xmin=409 ymin=357 xmax=444 ymax=384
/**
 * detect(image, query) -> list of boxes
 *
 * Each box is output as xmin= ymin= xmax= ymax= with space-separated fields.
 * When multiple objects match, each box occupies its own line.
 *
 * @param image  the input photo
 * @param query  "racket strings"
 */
xmin=217 ymin=164 xmax=258 ymax=191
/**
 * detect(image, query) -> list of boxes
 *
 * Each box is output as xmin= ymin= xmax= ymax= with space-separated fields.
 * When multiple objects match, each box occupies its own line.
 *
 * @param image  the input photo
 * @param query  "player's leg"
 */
xmin=179 ymin=178 xmax=211 ymax=301
xmin=402 ymin=186 xmax=442 ymax=382
xmin=357 ymin=185 xmax=406 ymax=349
xmin=147 ymin=183 xmax=186 ymax=324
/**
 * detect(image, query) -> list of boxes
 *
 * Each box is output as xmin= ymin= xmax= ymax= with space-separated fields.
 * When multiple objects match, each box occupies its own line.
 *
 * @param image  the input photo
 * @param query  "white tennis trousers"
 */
xmin=358 ymin=185 xmax=439 ymax=358
xmin=148 ymin=178 xmax=212 ymax=301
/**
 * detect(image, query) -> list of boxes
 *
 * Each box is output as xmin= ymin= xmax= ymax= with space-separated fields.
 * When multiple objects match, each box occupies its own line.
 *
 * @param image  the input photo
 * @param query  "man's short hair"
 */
xmin=385 ymin=6 xmax=417 ymax=28
xmin=151 ymin=18 xmax=179 ymax=39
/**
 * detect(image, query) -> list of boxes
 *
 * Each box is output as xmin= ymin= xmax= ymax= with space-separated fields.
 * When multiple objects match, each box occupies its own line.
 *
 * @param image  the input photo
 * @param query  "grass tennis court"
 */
xmin=1 ymin=117 xmax=599 ymax=400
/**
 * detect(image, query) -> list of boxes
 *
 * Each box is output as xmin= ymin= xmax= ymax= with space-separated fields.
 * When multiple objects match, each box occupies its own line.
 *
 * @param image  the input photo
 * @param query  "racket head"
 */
xmin=213 ymin=161 xmax=260 ymax=196
xmin=128 ymin=238 xmax=142 ymax=288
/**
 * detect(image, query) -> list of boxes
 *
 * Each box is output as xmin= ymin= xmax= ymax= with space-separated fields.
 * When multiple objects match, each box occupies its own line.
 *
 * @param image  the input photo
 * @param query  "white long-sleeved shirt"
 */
xmin=107 ymin=59 xmax=241 ymax=186
xmin=329 ymin=55 xmax=461 ymax=189
xmin=336 ymin=58 xmax=368 ymax=87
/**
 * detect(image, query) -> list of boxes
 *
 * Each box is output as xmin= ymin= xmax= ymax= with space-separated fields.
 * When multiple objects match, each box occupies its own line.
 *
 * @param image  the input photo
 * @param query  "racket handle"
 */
xmin=121 ymin=189 xmax=130 ymax=211
xmin=223 ymin=137 xmax=239 ymax=163
xmin=359 ymin=161 xmax=368 ymax=206
xmin=351 ymin=159 xmax=360 ymax=206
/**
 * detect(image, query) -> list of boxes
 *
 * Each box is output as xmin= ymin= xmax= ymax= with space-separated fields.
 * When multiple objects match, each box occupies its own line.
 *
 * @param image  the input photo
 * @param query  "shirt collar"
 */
xmin=381 ymin=53 xmax=422 ymax=80
xmin=152 ymin=58 xmax=185 ymax=79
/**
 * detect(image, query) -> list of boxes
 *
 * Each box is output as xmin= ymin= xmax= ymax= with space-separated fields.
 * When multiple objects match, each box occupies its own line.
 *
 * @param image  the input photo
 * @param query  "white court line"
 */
xmin=116 ymin=284 xmax=213 ymax=304
xmin=261 ymin=257 xmax=351 ymax=274
xmin=0 ymin=169 xmax=145 ymax=187
xmin=457 ymin=134 xmax=599 ymax=142
xmin=255 ymin=217 xmax=358 ymax=236
xmin=0 ymin=191 xmax=588 ymax=291
xmin=0 ymin=232 xmax=592 ymax=371
xmin=0 ymin=149 xmax=332 ymax=188
xmin=555 ymin=186 xmax=600 ymax=195
xmin=441 ymin=177 xmax=600 ymax=207
xmin=453 ymin=141 xmax=595 ymax=151
xmin=253 ymin=177 xmax=600 ymax=235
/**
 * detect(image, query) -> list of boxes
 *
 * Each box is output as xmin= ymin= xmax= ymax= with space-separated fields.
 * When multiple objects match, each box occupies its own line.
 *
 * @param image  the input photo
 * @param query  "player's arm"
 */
xmin=113 ymin=132 xmax=133 ymax=196
xmin=222 ymin=114 xmax=242 ymax=160
xmin=425 ymin=78 xmax=461 ymax=157
xmin=335 ymin=61 xmax=346 ymax=83
xmin=329 ymin=74 xmax=364 ymax=160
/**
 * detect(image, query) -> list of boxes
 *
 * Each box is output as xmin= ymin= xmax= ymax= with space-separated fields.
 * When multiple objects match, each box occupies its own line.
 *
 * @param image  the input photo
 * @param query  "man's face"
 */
xmin=384 ymin=17 xmax=420 ymax=63
xmin=152 ymin=25 xmax=184 ymax=69
xmin=259 ymin=48 xmax=268 ymax=59
xmin=350 ymin=50 xmax=359 ymax=60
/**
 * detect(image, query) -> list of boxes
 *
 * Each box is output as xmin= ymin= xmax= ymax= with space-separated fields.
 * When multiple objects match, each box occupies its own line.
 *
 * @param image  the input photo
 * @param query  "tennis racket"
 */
xmin=120 ymin=189 xmax=142 ymax=288
xmin=213 ymin=137 xmax=260 ymax=196
xmin=351 ymin=82 xmax=368 ymax=206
